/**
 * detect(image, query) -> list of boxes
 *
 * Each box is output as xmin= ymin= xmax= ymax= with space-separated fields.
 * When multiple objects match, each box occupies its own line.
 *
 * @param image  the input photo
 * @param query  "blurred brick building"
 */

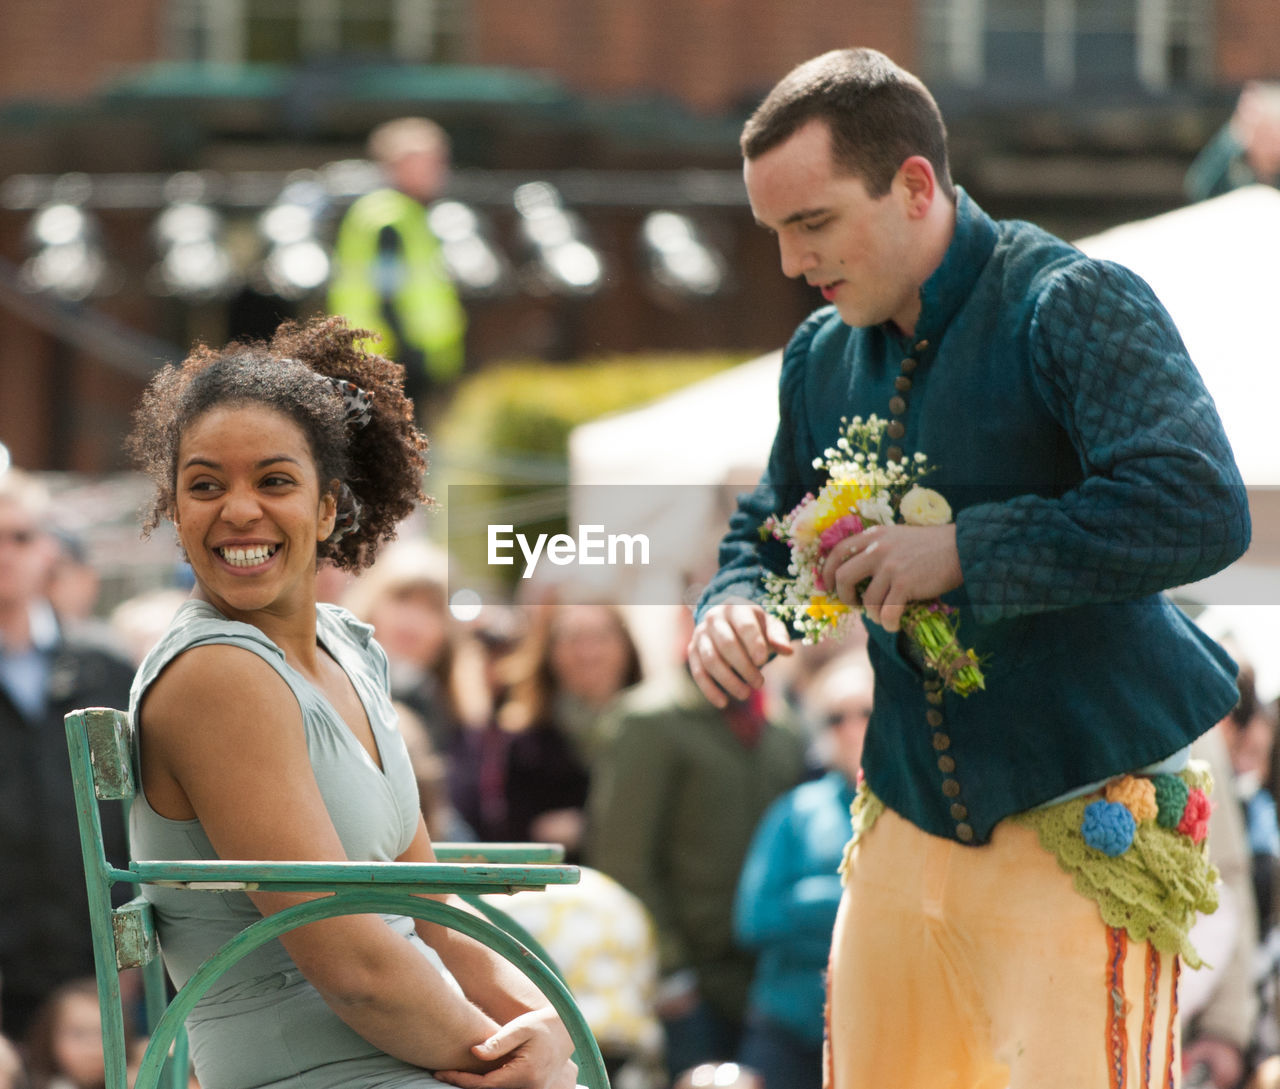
xmin=1 ymin=0 xmax=1278 ymax=471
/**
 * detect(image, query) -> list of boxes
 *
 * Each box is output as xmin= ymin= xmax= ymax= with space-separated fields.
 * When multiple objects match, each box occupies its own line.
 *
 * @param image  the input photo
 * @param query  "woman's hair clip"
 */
xmin=313 ymin=372 xmax=374 ymax=430
xmin=330 ymin=481 xmax=363 ymax=543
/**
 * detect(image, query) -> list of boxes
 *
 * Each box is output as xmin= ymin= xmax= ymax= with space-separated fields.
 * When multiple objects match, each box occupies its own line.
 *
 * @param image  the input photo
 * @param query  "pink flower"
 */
xmin=819 ymin=513 xmax=864 ymax=554
xmin=1177 ymin=788 xmax=1212 ymax=844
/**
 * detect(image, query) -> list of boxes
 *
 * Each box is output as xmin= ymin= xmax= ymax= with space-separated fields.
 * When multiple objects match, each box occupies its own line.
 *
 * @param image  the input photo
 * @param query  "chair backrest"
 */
xmin=64 ymin=707 xmax=180 ymax=1089
xmin=65 ymin=707 xmax=611 ymax=1089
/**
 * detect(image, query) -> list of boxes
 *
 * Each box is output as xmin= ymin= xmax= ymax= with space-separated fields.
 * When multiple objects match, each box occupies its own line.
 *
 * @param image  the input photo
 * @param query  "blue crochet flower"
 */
xmin=1081 ymin=799 xmax=1136 ymax=857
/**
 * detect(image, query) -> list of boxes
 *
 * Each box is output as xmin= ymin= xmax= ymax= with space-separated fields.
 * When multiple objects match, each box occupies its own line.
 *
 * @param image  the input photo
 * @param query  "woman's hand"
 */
xmin=434 ymin=1007 xmax=577 ymax=1089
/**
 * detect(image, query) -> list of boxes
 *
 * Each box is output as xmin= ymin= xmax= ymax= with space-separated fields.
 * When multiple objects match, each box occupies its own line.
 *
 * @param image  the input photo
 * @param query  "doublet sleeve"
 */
xmin=955 ymin=259 xmax=1251 ymax=623
xmin=695 ymin=310 xmax=829 ymax=622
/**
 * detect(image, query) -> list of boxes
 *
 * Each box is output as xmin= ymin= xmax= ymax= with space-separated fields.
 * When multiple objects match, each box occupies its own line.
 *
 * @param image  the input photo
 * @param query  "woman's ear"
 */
xmin=318 ymin=485 xmax=338 ymax=542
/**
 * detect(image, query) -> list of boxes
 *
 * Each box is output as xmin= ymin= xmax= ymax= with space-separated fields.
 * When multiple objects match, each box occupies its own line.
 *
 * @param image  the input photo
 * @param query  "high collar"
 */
xmin=889 ymin=187 xmax=998 ymax=349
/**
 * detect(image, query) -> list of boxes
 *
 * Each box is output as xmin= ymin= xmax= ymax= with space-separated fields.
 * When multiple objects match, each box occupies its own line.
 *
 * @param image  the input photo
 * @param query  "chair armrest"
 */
xmin=128 ymin=859 xmax=580 ymax=896
xmin=433 ymin=842 xmax=566 ymax=864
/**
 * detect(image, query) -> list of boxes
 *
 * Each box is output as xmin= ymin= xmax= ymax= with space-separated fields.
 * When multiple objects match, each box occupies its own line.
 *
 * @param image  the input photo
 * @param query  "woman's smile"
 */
xmin=175 ymin=403 xmax=335 ymax=618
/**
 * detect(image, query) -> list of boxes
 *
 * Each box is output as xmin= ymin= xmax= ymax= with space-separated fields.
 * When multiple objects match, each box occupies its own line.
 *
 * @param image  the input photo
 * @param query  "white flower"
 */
xmin=900 ymin=486 xmax=952 ymax=526
xmin=855 ymin=494 xmax=895 ymax=526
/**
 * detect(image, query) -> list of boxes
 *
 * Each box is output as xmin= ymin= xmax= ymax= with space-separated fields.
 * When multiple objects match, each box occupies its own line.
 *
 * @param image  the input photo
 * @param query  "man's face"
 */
xmin=391 ymin=146 xmax=449 ymax=203
xmin=744 ymin=119 xmax=921 ymax=333
xmin=0 ymin=498 xmax=54 ymax=611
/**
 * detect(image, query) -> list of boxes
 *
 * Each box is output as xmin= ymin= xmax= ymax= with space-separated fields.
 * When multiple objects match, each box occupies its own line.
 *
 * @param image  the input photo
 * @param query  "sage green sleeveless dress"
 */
xmin=129 ymin=600 xmax=451 ymax=1089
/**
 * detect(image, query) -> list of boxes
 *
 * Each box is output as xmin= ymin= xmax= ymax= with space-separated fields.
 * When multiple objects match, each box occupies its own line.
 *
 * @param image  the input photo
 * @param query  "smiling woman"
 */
xmin=122 ymin=317 xmax=580 ymax=1089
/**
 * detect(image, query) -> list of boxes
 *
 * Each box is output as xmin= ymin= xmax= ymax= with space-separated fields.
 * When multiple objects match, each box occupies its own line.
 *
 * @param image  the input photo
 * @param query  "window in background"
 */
xmin=167 ymin=0 xmax=469 ymax=65
xmin=920 ymin=0 xmax=1211 ymax=93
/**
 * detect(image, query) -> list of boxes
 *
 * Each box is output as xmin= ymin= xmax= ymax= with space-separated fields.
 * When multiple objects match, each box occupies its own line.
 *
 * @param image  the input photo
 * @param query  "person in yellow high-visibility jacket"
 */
xmin=328 ymin=117 xmax=467 ymax=420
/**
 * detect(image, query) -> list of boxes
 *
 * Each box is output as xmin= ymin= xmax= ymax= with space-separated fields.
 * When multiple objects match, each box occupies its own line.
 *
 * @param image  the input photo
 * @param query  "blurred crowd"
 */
xmin=5 ymin=458 xmax=1280 ymax=1089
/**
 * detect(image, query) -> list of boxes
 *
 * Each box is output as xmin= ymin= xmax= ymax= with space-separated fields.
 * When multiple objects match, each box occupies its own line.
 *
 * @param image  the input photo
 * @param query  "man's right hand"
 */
xmin=686 ymin=596 xmax=793 ymax=708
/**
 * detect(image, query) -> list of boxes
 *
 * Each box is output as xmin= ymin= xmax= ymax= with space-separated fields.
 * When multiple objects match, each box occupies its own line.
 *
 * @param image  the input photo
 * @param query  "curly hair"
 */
xmin=126 ymin=315 xmax=428 ymax=572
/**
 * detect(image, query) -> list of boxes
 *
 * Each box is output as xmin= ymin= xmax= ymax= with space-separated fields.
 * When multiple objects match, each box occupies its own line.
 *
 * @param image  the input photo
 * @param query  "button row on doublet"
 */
xmin=924 ymin=683 xmax=969 ymax=842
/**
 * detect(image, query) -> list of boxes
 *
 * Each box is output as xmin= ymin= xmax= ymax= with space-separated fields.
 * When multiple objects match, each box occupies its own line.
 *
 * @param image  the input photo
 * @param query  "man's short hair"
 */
xmin=741 ymin=48 xmax=954 ymax=201
xmin=367 ymin=117 xmax=450 ymax=166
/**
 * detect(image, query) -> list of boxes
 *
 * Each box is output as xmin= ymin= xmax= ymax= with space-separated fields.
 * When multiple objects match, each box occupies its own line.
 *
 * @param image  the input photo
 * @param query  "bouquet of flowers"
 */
xmin=760 ymin=415 xmax=985 ymax=697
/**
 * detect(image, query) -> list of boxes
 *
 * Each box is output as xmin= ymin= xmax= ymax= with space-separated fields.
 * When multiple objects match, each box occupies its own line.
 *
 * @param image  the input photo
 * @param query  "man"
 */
xmin=328 ymin=116 xmax=467 ymax=420
xmin=1185 ymin=81 xmax=1280 ymax=201
xmin=587 ymin=596 xmax=807 ymax=1082
xmin=0 ymin=470 xmax=133 ymax=1037
xmin=689 ymin=48 xmax=1251 ymax=1089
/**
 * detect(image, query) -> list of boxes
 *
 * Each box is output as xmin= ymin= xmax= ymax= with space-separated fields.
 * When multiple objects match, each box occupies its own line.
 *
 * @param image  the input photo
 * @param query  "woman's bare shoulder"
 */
xmin=141 ymin=641 xmax=297 ymax=749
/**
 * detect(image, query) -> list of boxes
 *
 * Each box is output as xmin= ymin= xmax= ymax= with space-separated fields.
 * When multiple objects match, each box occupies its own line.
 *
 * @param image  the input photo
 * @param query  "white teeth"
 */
xmin=218 ymin=545 xmax=275 ymax=567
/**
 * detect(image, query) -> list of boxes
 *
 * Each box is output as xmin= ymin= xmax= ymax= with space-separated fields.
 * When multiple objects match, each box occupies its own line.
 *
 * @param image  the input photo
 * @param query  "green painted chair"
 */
xmin=64 ymin=706 xmax=610 ymax=1089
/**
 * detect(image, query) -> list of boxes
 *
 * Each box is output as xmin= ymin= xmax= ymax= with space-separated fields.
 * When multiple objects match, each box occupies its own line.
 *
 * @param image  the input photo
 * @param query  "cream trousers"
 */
xmin=826 ymin=807 xmax=1181 ymax=1089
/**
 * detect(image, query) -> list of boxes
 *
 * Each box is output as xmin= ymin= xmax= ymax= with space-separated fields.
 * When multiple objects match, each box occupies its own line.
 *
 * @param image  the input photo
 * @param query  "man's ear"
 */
xmin=896 ymin=156 xmax=938 ymax=218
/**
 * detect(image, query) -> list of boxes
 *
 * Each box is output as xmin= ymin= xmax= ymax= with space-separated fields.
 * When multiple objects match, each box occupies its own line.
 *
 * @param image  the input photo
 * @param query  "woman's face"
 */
xmin=52 ymin=992 xmax=104 ymax=1089
xmin=174 ymin=404 xmax=336 ymax=623
xmin=369 ymin=584 xmax=449 ymax=668
xmin=548 ymin=604 xmax=633 ymax=707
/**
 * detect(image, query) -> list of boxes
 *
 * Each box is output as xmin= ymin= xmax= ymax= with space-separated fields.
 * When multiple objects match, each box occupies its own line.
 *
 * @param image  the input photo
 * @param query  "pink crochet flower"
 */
xmin=1104 ymin=775 xmax=1158 ymax=824
xmin=1177 ymin=788 xmax=1212 ymax=844
xmin=819 ymin=514 xmax=864 ymax=554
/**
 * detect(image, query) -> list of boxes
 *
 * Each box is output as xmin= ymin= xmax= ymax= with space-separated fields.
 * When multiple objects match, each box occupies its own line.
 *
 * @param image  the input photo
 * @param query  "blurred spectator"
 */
xmin=481 ymin=866 xmax=664 ymax=1088
xmin=586 ymin=596 xmax=806 ymax=1081
xmin=0 ymin=1033 xmax=25 ymax=1089
xmin=456 ymin=598 xmax=642 ymax=858
xmin=42 ymin=531 xmax=103 ymax=640
xmin=1186 ymin=82 xmax=1280 ymax=201
xmin=1182 ymin=724 xmax=1261 ymax=1089
xmin=328 ymin=116 xmax=467 ymax=422
xmin=0 ymin=471 xmax=133 ymax=1038
xmin=733 ymin=652 xmax=872 ymax=1089
xmin=1218 ymin=662 xmax=1280 ymax=933
xmin=446 ymin=606 xmax=523 ymax=843
xmin=22 ymin=978 xmax=117 ymax=1089
xmin=341 ymin=539 xmax=476 ymax=839
xmin=342 ymin=539 xmax=462 ymax=754
xmin=107 ymin=589 xmax=187 ymax=668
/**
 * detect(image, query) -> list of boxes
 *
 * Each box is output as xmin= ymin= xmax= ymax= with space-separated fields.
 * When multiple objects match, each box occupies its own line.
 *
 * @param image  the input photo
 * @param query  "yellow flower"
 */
xmin=812 ymin=482 xmax=872 ymax=534
xmin=900 ymin=486 xmax=952 ymax=526
xmin=805 ymin=594 xmax=850 ymax=623
xmin=1105 ymin=775 xmax=1158 ymax=823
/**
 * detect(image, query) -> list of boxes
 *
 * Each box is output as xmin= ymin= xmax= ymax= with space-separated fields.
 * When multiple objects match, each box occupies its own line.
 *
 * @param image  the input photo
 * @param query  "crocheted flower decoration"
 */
xmin=1152 ymin=774 xmax=1190 ymax=830
xmin=1105 ymin=775 xmax=1159 ymax=823
xmin=1177 ymin=788 xmax=1212 ymax=844
xmin=1081 ymin=799 xmax=1137 ymax=857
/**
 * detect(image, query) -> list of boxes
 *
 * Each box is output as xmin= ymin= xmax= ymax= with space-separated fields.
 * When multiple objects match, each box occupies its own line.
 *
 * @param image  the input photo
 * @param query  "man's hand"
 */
xmin=819 ymin=523 xmax=963 ymax=632
xmin=687 ymin=595 xmax=793 ymax=708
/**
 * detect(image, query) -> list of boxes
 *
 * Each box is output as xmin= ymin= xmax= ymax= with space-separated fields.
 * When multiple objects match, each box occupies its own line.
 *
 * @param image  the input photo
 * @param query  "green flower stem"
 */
xmin=902 ymin=603 xmax=985 ymax=696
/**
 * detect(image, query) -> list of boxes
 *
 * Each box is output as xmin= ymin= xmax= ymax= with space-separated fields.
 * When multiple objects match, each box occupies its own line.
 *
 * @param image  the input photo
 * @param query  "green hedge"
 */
xmin=436 ymin=352 xmax=748 ymax=472
xmin=431 ymin=351 xmax=749 ymax=596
